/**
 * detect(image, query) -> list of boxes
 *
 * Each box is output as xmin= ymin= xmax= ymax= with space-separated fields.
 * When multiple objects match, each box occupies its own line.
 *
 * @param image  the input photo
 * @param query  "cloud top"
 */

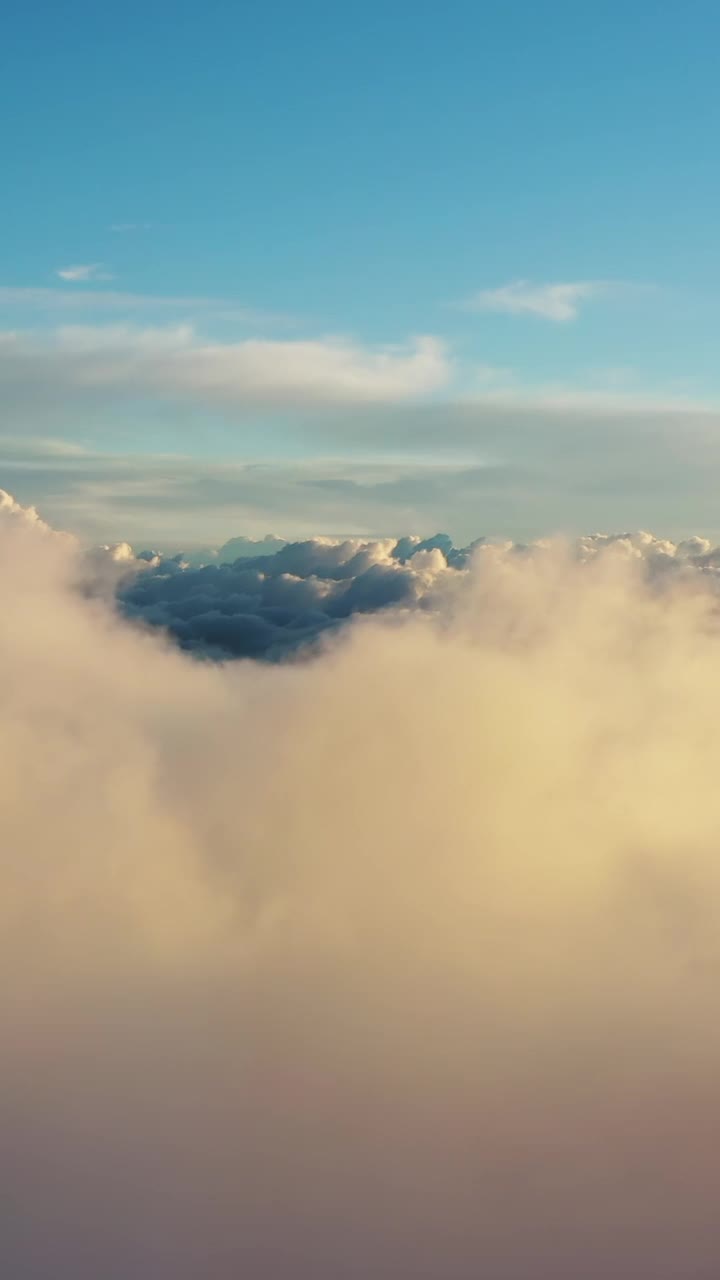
xmin=113 ymin=525 xmax=720 ymax=660
xmin=5 ymin=493 xmax=720 ymax=1278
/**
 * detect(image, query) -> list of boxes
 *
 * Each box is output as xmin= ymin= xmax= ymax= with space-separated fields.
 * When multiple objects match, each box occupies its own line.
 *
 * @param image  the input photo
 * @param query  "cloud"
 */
xmin=5 ymin=396 xmax=720 ymax=552
xmin=0 ymin=318 xmax=708 ymax=431
xmin=2 ymin=317 xmax=718 ymax=552
xmin=110 ymin=527 xmax=720 ymax=661
xmin=0 ymin=485 xmax=54 ymax=531
xmin=0 ymin=324 xmax=451 ymax=408
xmin=462 ymin=382 xmax=710 ymax=414
xmin=461 ymin=278 xmax=608 ymax=321
xmin=0 ymin=287 xmax=286 ymax=328
xmin=55 ymin=263 xmax=114 ymax=283
xmin=118 ymin=533 xmax=461 ymax=659
xmin=0 ymin=439 xmax=495 ymax=546
xmin=6 ymin=494 xmax=720 ymax=1276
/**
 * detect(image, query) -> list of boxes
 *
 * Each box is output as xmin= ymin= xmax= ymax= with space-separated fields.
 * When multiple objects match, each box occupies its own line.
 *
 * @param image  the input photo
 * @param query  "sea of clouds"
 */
xmin=4 ymin=487 xmax=720 ymax=1278
xmin=107 ymin=516 xmax=720 ymax=661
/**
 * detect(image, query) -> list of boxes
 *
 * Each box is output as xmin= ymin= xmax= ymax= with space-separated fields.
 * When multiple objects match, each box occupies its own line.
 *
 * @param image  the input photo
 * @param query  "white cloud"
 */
xmin=0 ymin=314 xmax=710 ymax=423
xmin=111 ymin=525 xmax=720 ymax=660
xmin=3 ymin=321 xmax=720 ymax=550
xmin=0 ymin=324 xmax=451 ymax=407
xmin=461 ymin=278 xmax=608 ymax=322
xmin=0 ymin=486 xmax=48 ymax=529
xmin=0 ymin=286 xmax=287 ymax=328
xmin=55 ymin=263 xmax=114 ymax=282
xmin=462 ymin=381 xmax=713 ymax=415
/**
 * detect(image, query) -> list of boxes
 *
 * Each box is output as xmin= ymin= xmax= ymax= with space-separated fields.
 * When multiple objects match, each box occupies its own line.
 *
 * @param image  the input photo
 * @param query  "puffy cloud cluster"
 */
xmin=0 ymin=485 xmax=56 ymax=530
xmin=119 ymin=532 xmax=465 ymax=659
xmin=116 ymin=525 xmax=720 ymax=660
xmin=6 ymin=492 xmax=720 ymax=1278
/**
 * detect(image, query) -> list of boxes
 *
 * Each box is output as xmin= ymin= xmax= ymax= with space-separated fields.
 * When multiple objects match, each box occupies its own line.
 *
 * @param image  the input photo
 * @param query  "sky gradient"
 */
xmin=3 ymin=0 xmax=720 ymax=546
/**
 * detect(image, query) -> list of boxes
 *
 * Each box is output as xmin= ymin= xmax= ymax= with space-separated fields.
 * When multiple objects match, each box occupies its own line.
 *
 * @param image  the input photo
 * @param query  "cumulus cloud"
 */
xmin=119 ymin=532 xmax=461 ymax=658
xmin=0 ymin=485 xmax=73 ymax=541
xmin=55 ymin=263 xmax=113 ymax=283
xmin=112 ymin=527 xmax=720 ymax=660
xmin=179 ymin=533 xmax=289 ymax=568
xmin=5 ymin=492 xmax=720 ymax=1277
xmin=0 ymin=325 xmax=450 ymax=408
xmin=0 ymin=485 xmax=46 ymax=525
xmin=461 ymin=279 xmax=608 ymax=321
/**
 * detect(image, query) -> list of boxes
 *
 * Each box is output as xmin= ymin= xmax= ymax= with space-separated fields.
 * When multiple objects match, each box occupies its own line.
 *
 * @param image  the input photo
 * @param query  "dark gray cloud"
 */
xmin=120 ymin=534 xmax=467 ymax=659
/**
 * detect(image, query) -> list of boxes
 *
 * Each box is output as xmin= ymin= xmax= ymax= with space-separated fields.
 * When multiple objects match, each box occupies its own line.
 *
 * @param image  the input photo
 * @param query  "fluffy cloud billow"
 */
xmin=115 ymin=525 xmax=720 ymax=660
xmin=5 ymin=491 xmax=720 ymax=1278
xmin=118 ymin=532 xmax=466 ymax=658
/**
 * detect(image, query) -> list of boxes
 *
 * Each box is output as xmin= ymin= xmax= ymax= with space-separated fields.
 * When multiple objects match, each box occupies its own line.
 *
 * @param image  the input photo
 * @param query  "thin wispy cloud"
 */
xmin=0 ymin=319 xmax=713 ymax=441
xmin=0 ymin=286 xmax=289 ymax=327
xmin=0 ymin=324 xmax=450 ymax=408
xmin=56 ymin=263 xmax=114 ymax=283
xmin=2 ymin=364 xmax=719 ymax=548
xmin=109 ymin=222 xmax=153 ymax=233
xmin=462 ymin=381 xmax=713 ymax=415
xmin=461 ymin=279 xmax=608 ymax=322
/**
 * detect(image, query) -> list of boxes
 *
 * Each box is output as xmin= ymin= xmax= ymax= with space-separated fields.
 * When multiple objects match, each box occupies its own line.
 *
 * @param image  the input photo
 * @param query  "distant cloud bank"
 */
xmin=110 ymin=519 xmax=720 ymax=660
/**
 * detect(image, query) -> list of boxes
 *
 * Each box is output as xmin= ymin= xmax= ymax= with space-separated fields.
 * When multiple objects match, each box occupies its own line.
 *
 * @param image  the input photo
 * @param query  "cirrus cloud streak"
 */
xmin=460 ymin=278 xmax=610 ymax=321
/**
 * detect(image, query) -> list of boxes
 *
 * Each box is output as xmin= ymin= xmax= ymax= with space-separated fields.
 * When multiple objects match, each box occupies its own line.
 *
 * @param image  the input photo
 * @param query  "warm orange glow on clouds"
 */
xmin=3 ymin=493 xmax=720 ymax=1277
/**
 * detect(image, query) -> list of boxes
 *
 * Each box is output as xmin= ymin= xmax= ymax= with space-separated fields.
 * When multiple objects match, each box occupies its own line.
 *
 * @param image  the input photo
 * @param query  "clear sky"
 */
xmin=2 ymin=0 xmax=720 ymax=547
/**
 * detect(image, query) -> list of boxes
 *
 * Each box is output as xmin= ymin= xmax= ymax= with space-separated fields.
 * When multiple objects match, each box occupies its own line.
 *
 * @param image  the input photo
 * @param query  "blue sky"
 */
xmin=2 ymin=0 xmax=720 ymax=546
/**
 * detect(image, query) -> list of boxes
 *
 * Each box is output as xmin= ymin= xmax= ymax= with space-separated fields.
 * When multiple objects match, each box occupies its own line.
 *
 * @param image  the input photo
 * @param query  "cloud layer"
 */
xmin=0 ymin=325 xmax=449 ymax=408
xmin=115 ymin=527 xmax=720 ymax=660
xmin=4 ymin=394 xmax=720 ymax=554
xmin=119 ymin=532 xmax=464 ymax=658
xmin=5 ymin=493 xmax=720 ymax=1278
